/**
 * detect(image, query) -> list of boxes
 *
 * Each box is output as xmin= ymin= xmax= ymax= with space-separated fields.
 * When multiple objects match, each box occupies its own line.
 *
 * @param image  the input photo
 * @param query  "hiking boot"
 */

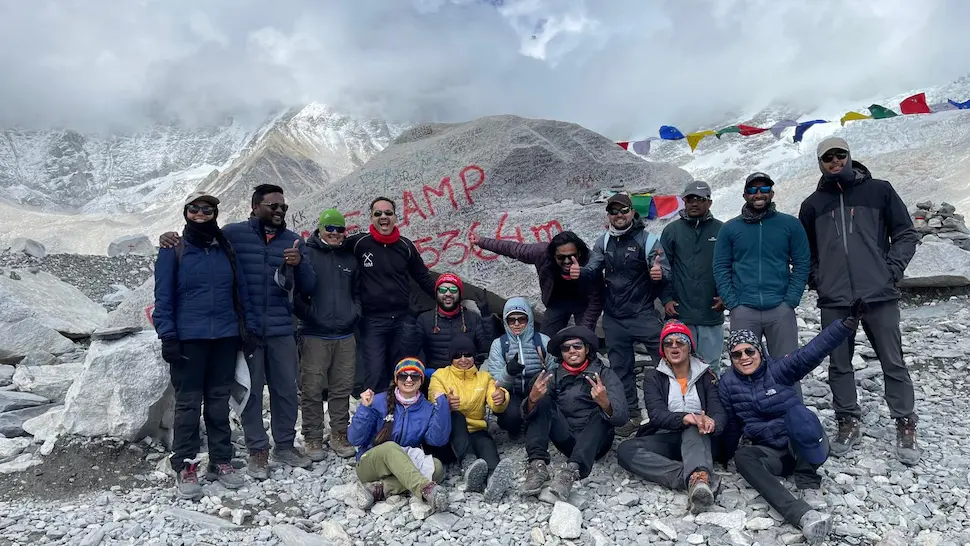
xmin=305 ymin=439 xmax=327 ymax=463
xmin=356 ymin=481 xmax=384 ymax=510
xmin=830 ymin=416 xmax=862 ymax=457
xmin=247 ymin=450 xmax=270 ymax=480
xmin=799 ymin=509 xmax=832 ymax=544
xmin=800 ymin=488 xmax=827 ymax=510
xmin=519 ymin=460 xmax=550 ymax=495
xmin=483 ymin=458 xmax=515 ymax=503
xmin=687 ymin=470 xmax=715 ymax=509
xmin=616 ymin=413 xmax=642 ymax=437
xmin=420 ymin=482 xmax=449 ymax=513
xmin=175 ymin=463 xmax=203 ymax=500
xmin=330 ymin=431 xmax=357 ymax=459
xmin=463 ymin=459 xmax=489 ymax=493
xmin=895 ymin=415 xmax=921 ymax=466
xmin=548 ymin=462 xmax=580 ymax=501
xmin=207 ymin=463 xmax=246 ymax=490
xmin=273 ymin=447 xmax=312 ymax=469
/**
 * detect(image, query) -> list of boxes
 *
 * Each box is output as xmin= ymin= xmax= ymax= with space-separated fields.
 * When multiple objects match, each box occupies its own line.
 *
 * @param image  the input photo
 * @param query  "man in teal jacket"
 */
xmin=713 ymin=173 xmax=810 ymax=369
xmin=660 ymin=181 xmax=725 ymax=371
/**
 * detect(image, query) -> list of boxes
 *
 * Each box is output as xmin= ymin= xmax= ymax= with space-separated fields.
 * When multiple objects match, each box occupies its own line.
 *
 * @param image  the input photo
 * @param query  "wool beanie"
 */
xmin=394 ymin=357 xmax=426 ymax=380
xmin=318 ymin=208 xmax=346 ymax=228
xmin=448 ymin=335 xmax=477 ymax=360
xmin=435 ymin=272 xmax=464 ymax=296
xmin=660 ymin=320 xmax=695 ymax=359
xmin=727 ymin=329 xmax=764 ymax=357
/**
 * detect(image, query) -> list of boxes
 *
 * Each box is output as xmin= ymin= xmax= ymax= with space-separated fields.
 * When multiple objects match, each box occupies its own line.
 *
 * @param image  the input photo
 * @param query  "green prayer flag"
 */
xmin=716 ymin=126 xmax=741 ymax=138
xmin=868 ymin=104 xmax=898 ymax=119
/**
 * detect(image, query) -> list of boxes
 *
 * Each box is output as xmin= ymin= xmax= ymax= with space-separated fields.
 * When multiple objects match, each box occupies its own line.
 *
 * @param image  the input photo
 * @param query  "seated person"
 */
xmin=719 ymin=299 xmax=866 ymax=545
xmin=347 ymin=358 xmax=451 ymax=513
xmin=428 ymin=336 xmax=516 ymax=502
xmin=409 ymin=273 xmax=491 ymax=373
xmin=519 ymin=325 xmax=628 ymax=500
xmin=487 ymin=297 xmax=557 ymax=439
xmin=617 ymin=320 xmax=725 ymax=512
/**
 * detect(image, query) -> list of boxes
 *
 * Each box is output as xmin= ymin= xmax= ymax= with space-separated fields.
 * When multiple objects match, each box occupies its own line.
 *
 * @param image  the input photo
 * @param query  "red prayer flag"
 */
xmin=737 ymin=124 xmax=768 ymax=136
xmin=900 ymin=93 xmax=932 ymax=115
xmin=616 ymin=141 xmax=630 ymax=150
xmin=652 ymin=195 xmax=682 ymax=218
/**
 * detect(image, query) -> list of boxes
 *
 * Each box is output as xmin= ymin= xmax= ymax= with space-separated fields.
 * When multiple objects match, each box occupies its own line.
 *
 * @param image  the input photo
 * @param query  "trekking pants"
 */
xmin=241 ymin=335 xmax=299 ymax=453
xmin=616 ymin=428 xmax=714 ymax=490
xmin=356 ymin=442 xmax=445 ymax=497
xmin=603 ymin=311 xmax=663 ymax=416
xmin=300 ymin=335 xmax=357 ymax=440
xmin=524 ymin=396 xmax=613 ymax=478
xmin=734 ymin=437 xmax=828 ymax=526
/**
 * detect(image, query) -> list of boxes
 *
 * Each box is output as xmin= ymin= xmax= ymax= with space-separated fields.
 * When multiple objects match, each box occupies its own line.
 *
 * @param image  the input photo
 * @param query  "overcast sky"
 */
xmin=1 ymin=0 xmax=968 ymax=137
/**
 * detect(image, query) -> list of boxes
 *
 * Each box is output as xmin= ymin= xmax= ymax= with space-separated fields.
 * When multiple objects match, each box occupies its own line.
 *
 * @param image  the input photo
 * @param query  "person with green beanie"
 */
xmin=294 ymin=207 xmax=361 ymax=460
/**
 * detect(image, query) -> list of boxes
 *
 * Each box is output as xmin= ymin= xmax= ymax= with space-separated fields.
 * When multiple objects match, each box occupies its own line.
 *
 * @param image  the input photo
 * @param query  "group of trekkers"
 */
xmin=152 ymin=136 xmax=920 ymax=544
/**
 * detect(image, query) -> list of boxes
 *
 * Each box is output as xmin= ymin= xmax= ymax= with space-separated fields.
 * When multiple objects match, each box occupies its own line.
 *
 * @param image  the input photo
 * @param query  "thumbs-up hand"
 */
xmin=650 ymin=250 xmax=663 ymax=281
xmin=568 ymin=262 xmax=581 ymax=280
xmin=283 ymin=238 xmax=303 ymax=266
xmin=446 ymin=388 xmax=461 ymax=411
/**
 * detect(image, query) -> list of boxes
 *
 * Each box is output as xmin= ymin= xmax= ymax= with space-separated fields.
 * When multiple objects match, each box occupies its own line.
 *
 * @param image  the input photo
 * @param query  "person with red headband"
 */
xmin=616 ymin=320 xmax=725 ymax=513
xmin=348 ymin=197 xmax=436 ymax=393
xmin=407 ymin=272 xmax=493 ymax=373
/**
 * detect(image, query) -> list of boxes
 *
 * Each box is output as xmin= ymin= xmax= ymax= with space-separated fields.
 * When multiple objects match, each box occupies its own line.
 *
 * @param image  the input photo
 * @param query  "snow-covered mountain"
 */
xmin=0 ymin=105 xmax=403 ymax=253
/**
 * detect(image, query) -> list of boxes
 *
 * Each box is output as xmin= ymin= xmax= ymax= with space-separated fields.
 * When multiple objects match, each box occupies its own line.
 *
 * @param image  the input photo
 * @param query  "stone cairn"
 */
xmin=912 ymin=201 xmax=970 ymax=251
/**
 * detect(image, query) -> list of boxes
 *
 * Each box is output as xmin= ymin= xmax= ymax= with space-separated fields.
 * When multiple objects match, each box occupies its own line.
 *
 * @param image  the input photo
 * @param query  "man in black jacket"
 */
xmin=349 ymin=197 xmax=436 ymax=392
xmin=295 ymin=209 xmax=360 ymax=460
xmin=408 ymin=272 xmax=492 ymax=372
xmin=798 ymin=137 xmax=920 ymax=466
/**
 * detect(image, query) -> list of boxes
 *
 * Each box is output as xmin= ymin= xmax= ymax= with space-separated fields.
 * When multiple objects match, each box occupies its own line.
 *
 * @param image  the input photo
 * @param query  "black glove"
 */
xmin=842 ymin=298 xmax=868 ymax=330
xmin=476 ymin=289 xmax=491 ymax=317
xmin=244 ymin=331 xmax=262 ymax=359
xmin=506 ymin=353 xmax=524 ymax=377
xmin=161 ymin=339 xmax=182 ymax=365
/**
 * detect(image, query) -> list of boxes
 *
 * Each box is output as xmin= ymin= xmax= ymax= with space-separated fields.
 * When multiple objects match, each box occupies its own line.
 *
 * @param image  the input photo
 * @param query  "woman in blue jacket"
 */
xmin=349 ymin=357 xmax=452 ymax=514
xmin=153 ymin=191 xmax=257 ymax=500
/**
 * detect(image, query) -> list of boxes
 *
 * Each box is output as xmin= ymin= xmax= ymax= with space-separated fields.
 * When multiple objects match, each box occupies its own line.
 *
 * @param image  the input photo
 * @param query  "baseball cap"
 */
xmin=745 ymin=172 xmax=774 ymax=186
xmin=682 ymin=181 xmax=712 ymax=199
xmin=606 ymin=193 xmax=633 ymax=210
xmin=817 ymin=136 xmax=850 ymax=158
xmin=786 ymin=405 xmax=829 ymax=465
xmin=184 ymin=191 xmax=220 ymax=207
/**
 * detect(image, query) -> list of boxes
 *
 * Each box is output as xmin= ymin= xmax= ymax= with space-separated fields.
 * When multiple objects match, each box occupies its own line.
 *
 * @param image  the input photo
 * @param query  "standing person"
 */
xmin=616 ymin=321 xmax=724 ymax=512
xmin=713 ymin=173 xmax=810 ymax=369
xmin=570 ymin=193 xmax=668 ymax=436
xmin=660 ymin=181 xmax=726 ymax=370
xmin=798 ymin=137 xmax=921 ymax=465
xmin=348 ymin=358 xmax=451 ymax=514
xmin=470 ymin=231 xmax=603 ymax=334
xmin=428 ymin=336 xmax=517 ymax=502
xmin=295 ymin=209 xmax=360 ymax=460
xmin=519 ymin=325 xmax=628 ymax=500
xmin=153 ymin=192 xmax=258 ymax=499
xmin=159 ymin=184 xmax=317 ymax=479
xmin=719 ymin=300 xmax=867 ymax=545
xmin=408 ymin=272 xmax=492 ymax=372
xmin=486 ymin=298 xmax=557 ymax=439
xmin=350 ymin=197 xmax=436 ymax=392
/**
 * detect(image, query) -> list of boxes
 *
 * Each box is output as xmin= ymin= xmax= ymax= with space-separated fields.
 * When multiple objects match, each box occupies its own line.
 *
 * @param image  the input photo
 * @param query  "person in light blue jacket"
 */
xmin=487 ymin=297 xmax=556 ymax=439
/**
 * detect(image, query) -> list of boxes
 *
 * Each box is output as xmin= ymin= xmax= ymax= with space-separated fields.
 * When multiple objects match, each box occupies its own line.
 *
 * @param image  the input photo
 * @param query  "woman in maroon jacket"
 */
xmin=470 ymin=231 xmax=603 ymax=335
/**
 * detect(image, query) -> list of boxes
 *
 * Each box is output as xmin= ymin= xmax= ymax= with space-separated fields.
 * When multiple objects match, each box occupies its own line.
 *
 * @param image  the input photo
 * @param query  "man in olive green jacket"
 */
xmin=660 ymin=181 xmax=726 ymax=371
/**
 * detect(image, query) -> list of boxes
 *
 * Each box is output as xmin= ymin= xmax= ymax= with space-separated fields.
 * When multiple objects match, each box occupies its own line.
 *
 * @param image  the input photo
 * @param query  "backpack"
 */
xmin=601 ymin=230 xmax=659 ymax=259
xmin=500 ymin=331 xmax=546 ymax=364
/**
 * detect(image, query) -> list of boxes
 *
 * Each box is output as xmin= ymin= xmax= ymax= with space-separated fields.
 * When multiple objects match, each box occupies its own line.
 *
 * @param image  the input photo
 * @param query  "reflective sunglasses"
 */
xmin=506 ymin=315 xmax=528 ymax=325
xmin=437 ymin=285 xmax=460 ymax=294
xmin=372 ymin=210 xmax=395 ymax=217
xmin=323 ymin=225 xmax=346 ymax=233
xmin=560 ymin=341 xmax=585 ymax=353
xmin=607 ymin=206 xmax=632 ymax=216
xmin=663 ymin=338 xmax=688 ymax=348
xmin=261 ymin=202 xmax=288 ymax=212
xmin=397 ymin=372 xmax=423 ymax=382
xmin=729 ymin=347 xmax=759 ymax=360
xmin=453 ymin=352 xmax=475 ymax=359
xmin=186 ymin=204 xmax=215 ymax=215
xmin=820 ymin=150 xmax=849 ymax=163
xmin=744 ymin=185 xmax=772 ymax=195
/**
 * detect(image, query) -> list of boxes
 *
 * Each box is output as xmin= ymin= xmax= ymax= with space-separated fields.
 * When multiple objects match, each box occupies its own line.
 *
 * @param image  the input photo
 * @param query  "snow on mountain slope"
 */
xmin=648 ymin=77 xmax=970 ymax=221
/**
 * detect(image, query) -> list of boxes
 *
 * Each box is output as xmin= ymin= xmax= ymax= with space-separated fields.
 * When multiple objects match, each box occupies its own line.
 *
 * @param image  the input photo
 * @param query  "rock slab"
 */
xmin=8 ymin=238 xmax=46 ymax=259
xmin=900 ymin=239 xmax=970 ymax=288
xmin=273 ymin=523 xmax=332 ymax=545
xmin=0 ymin=403 xmax=59 ymax=437
xmin=0 ymin=283 xmax=76 ymax=363
xmin=548 ymin=501 xmax=582 ymax=539
xmin=0 ymin=269 xmax=107 ymax=337
xmin=12 ymin=363 xmax=83 ymax=403
xmin=0 ymin=391 xmax=49 ymax=413
xmin=107 ymin=234 xmax=154 ymax=257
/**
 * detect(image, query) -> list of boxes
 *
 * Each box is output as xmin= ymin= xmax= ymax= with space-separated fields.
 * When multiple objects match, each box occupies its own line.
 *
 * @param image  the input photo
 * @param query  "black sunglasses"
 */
xmin=555 ymin=253 xmax=578 ymax=262
xmin=607 ymin=206 xmax=632 ymax=216
xmin=820 ymin=150 xmax=849 ymax=163
xmin=684 ymin=195 xmax=709 ymax=203
xmin=730 ymin=347 xmax=759 ymax=360
xmin=453 ymin=352 xmax=475 ymax=359
xmin=372 ymin=210 xmax=395 ymax=217
xmin=323 ymin=225 xmax=346 ymax=233
xmin=560 ymin=341 xmax=585 ymax=353
xmin=506 ymin=315 xmax=528 ymax=325
xmin=261 ymin=202 xmax=288 ymax=212
xmin=397 ymin=372 xmax=422 ymax=382
xmin=187 ymin=204 xmax=215 ymax=215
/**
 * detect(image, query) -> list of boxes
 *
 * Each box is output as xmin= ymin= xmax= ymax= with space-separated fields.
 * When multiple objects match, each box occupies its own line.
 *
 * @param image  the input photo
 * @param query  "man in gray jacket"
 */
xmin=798 ymin=137 xmax=920 ymax=465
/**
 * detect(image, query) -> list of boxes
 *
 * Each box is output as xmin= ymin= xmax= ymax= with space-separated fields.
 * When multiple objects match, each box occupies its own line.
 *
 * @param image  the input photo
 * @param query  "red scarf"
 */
xmin=561 ymin=359 xmax=590 ymax=375
xmin=369 ymin=224 xmax=401 ymax=244
xmin=438 ymin=306 xmax=460 ymax=318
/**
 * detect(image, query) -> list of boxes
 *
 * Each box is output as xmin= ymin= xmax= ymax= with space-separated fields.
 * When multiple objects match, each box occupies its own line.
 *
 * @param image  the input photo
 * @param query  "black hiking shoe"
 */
xmin=830 ymin=416 xmax=861 ymax=457
xmin=519 ymin=460 xmax=550 ymax=495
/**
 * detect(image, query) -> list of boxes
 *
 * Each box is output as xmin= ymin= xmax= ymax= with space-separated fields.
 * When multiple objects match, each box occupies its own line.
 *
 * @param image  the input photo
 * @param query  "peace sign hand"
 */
xmin=528 ymin=371 xmax=553 ymax=404
xmin=585 ymin=373 xmax=610 ymax=409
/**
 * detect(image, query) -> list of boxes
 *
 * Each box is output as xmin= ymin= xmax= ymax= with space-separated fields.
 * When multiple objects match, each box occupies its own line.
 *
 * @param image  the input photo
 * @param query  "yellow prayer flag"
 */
xmin=686 ymin=130 xmax=716 ymax=152
xmin=840 ymin=111 xmax=872 ymax=126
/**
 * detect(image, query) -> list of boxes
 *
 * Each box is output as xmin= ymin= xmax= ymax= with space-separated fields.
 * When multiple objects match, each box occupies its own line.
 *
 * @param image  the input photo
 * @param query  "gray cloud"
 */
xmin=1 ymin=0 xmax=967 ymax=137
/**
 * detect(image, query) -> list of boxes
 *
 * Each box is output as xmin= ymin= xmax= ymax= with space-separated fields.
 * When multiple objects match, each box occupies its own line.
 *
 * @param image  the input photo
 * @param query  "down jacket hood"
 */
xmin=502 ymin=297 xmax=536 ymax=340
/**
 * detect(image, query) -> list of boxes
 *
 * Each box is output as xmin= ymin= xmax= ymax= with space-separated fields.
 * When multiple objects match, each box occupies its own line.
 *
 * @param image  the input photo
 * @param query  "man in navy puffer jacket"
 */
xmin=719 ymin=299 xmax=865 ymax=544
xmin=160 ymin=184 xmax=316 ymax=479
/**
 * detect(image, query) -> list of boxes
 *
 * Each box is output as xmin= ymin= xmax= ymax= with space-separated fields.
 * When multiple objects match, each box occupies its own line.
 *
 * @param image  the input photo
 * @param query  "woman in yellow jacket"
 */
xmin=429 ymin=335 xmax=516 ymax=502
